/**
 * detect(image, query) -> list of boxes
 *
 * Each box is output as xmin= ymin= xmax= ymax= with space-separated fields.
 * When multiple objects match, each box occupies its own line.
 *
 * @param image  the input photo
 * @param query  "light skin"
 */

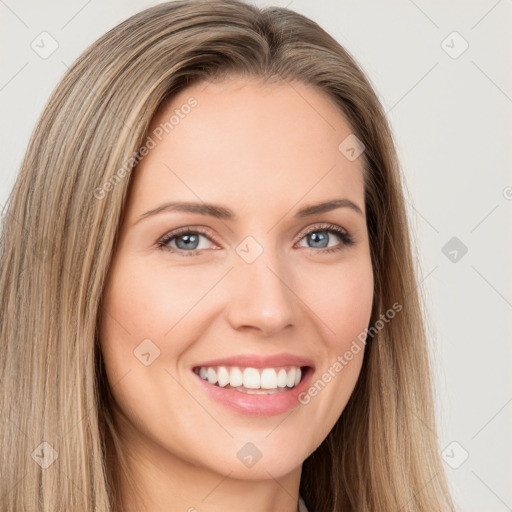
xmin=99 ymin=76 xmax=374 ymax=512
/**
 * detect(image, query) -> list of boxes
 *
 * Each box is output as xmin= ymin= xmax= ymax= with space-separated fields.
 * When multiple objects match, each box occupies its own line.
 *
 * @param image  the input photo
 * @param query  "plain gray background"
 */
xmin=1 ymin=1 xmax=511 ymax=510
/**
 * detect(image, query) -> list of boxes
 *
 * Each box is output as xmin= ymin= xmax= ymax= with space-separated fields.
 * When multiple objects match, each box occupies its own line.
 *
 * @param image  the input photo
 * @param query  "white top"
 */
xmin=298 ymin=494 xmax=309 ymax=512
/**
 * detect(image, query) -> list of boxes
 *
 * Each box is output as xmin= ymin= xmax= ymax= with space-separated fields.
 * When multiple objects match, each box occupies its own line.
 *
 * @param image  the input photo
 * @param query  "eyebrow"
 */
xmin=134 ymin=198 xmax=364 ymax=226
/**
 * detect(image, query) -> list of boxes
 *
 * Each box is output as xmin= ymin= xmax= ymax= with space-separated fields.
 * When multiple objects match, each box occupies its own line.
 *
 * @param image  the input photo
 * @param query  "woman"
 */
xmin=0 ymin=1 xmax=455 ymax=511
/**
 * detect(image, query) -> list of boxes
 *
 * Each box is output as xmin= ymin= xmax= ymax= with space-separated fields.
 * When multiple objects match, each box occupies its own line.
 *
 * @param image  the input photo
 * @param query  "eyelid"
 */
xmin=294 ymin=222 xmax=350 ymax=242
xmin=156 ymin=225 xmax=221 ymax=250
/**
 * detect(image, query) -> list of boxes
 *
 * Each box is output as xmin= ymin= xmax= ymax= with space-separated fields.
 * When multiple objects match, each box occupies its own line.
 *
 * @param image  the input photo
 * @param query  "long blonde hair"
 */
xmin=0 ymin=1 xmax=454 ymax=510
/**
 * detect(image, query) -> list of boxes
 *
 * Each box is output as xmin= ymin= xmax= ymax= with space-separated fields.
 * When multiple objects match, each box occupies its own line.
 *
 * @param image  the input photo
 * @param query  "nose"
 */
xmin=225 ymin=253 xmax=298 ymax=336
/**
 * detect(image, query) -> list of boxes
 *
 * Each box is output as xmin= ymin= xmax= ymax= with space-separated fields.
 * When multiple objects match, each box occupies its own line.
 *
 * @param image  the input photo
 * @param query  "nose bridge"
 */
xmin=226 ymin=241 xmax=297 ymax=334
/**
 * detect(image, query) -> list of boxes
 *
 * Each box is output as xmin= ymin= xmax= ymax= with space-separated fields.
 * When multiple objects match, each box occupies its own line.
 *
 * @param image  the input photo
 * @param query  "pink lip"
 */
xmin=192 ymin=352 xmax=315 ymax=370
xmin=191 ymin=353 xmax=315 ymax=417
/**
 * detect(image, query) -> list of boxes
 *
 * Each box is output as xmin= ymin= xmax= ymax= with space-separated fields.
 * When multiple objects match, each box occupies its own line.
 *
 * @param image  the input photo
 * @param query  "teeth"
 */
xmin=277 ymin=369 xmax=288 ymax=387
xmin=294 ymin=368 xmax=301 ymax=386
xmin=195 ymin=365 xmax=304 ymax=391
xmin=230 ymin=367 xmax=243 ymax=387
xmin=243 ymin=368 xmax=260 ymax=389
xmin=207 ymin=367 xmax=217 ymax=385
xmin=217 ymin=366 xmax=230 ymax=387
xmin=286 ymin=367 xmax=296 ymax=388
xmin=260 ymin=368 xmax=277 ymax=389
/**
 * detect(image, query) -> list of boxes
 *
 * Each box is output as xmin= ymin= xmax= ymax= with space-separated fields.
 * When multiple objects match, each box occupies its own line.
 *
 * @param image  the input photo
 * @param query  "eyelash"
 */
xmin=156 ymin=223 xmax=355 ymax=257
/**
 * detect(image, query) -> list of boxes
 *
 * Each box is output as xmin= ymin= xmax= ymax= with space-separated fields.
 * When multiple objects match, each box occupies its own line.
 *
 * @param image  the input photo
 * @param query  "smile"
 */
xmin=193 ymin=365 xmax=303 ymax=394
xmin=190 ymin=353 xmax=315 ymax=415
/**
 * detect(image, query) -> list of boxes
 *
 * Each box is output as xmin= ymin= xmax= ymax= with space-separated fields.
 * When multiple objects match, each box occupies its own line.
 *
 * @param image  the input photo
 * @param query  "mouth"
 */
xmin=192 ymin=364 xmax=310 ymax=394
xmin=191 ymin=356 xmax=315 ymax=416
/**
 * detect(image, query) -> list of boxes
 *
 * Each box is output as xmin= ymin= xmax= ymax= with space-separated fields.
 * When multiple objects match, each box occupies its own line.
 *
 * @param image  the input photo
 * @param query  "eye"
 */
xmin=156 ymin=226 xmax=219 ymax=257
xmin=156 ymin=223 xmax=355 ymax=257
xmin=295 ymin=223 xmax=355 ymax=254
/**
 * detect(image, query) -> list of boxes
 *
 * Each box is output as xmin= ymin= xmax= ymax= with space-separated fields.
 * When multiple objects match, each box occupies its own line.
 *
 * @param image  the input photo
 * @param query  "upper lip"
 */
xmin=192 ymin=353 xmax=315 ymax=370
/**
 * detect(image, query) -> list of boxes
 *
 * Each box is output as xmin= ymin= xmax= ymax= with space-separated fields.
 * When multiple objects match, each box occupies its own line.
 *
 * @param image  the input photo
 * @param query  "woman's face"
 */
xmin=99 ymin=76 xmax=373 ymax=483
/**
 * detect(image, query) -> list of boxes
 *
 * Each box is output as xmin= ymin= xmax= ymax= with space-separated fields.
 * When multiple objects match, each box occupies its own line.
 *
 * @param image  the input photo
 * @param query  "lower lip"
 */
xmin=193 ymin=367 xmax=314 ymax=416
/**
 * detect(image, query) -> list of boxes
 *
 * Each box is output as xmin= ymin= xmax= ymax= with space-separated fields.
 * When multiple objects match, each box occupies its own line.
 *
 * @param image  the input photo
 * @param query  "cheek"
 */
xmin=299 ymin=255 xmax=374 ymax=349
xmin=100 ymin=256 xmax=214 ymax=340
xmin=97 ymin=257 xmax=177 ymax=390
xmin=295 ymin=257 xmax=373 ymax=443
xmin=98 ymin=257 xmax=223 ymax=402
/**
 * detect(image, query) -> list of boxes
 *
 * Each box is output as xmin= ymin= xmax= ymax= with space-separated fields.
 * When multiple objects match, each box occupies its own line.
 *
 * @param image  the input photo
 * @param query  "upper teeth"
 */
xmin=196 ymin=366 xmax=302 ymax=390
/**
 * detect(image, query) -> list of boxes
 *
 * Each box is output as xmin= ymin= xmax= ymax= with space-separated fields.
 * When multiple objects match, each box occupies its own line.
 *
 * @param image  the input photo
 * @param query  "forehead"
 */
xmin=129 ymin=77 xmax=366 ymax=217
